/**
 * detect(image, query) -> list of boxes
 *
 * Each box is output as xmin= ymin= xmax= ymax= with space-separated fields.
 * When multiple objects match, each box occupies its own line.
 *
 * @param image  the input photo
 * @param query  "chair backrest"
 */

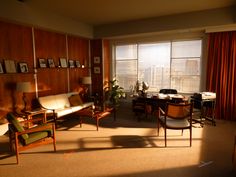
xmin=166 ymin=103 xmax=193 ymax=119
xmin=159 ymin=89 xmax=177 ymax=94
xmin=6 ymin=113 xmax=29 ymax=140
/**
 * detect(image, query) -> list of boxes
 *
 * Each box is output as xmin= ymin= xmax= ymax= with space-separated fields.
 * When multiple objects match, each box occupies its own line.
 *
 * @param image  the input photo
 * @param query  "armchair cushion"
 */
xmin=7 ymin=113 xmax=29 ymax=140
xmin=25 ymin=132 xmax=49 ymax=145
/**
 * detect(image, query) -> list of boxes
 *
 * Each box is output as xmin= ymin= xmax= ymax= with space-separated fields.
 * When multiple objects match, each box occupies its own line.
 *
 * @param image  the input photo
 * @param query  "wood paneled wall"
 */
xmin=0 ymin=21 xmax=35 ymax=118
xmin=90 ymin=39 xmax=110 ymax=104
xmin=67 ymin=35 xmax=90 ymax=92
xmin=0 ymin=21 xmax=91 ymax=119
xmin=103 ymin=40 xmax=111 ymax=85
xmin=35 ymin=29 xmax=68 ymax=96
xmin=90 ymin=39 xmax=103 ymax=102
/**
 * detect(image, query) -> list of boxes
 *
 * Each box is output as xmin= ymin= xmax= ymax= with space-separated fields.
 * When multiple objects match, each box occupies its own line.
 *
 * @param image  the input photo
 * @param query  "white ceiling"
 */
xmin=26 ymin=0 xmax=235 ymax=26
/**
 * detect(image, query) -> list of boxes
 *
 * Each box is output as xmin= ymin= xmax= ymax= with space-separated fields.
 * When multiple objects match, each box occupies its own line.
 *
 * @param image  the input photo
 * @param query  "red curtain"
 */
xmin=206 ymin=31 xmax=236 ymax=120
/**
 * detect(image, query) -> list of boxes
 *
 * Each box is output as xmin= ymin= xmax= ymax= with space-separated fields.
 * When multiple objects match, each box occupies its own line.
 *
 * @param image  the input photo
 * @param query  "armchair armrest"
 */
xmin=16 ymin=123 xmax=55 ymax=136
xmin=18 ymin=117 xmax=45 ymax=124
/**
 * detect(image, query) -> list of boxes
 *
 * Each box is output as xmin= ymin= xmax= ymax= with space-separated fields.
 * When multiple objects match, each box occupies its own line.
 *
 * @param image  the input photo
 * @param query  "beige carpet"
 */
xmin=0 ymin=101 xmax=236 ymax=177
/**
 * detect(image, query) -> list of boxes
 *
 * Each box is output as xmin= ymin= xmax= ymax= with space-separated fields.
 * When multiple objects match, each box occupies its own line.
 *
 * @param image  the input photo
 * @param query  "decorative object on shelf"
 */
xmin=68 ymin=60 xmax=75 ymax=68
xmin=94 ymin=66 xmax=100 ymax=74
xmin=4 ymin=60 xmax=17 ymax=73
xmin=38 ymin=58 xmax=47 ymax=68
xmin=18 ymin=62 xmax=29 ymax=73
xmin=94 ymin=56 xmax=100 ymax=64
xmin=75 ymin=60 xmax=81 ymax=68
xmin=48 ymin=58 xmax=55 ymax=68
xmin=0 ymin=62 xmax=4 ymax=73
xmin=16 ymin=82 xmax=33 ymax=112
xmin=141 ymin=81 xmax=149 ymax=96
xmin=60 ymin=58 xmax=67 ymax=68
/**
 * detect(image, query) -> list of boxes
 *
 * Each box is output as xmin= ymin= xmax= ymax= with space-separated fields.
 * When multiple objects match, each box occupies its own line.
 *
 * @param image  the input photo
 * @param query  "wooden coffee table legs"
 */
xmin=93 ymin=111 xmax=112 ymax=131
xmin=78 ymin=108 xmax=114 ymax=130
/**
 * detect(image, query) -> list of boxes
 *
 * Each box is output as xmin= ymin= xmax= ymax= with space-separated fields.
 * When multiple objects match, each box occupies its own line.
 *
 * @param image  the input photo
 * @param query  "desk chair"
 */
xmin=157 ymin=103 xmax=193 ymax=147
xmin=159 ymin=89 xmax=177 ymax=94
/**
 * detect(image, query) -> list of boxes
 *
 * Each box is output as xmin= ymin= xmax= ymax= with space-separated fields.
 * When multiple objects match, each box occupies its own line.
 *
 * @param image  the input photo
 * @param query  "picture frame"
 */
xmin=4 ymin=60 xmax=17 ymax=73
xmin=60 ymin=58 xmax=67 ymax=68
xmin=94 ymin=56 xmax=100 ymax=64
xmin=48 ymin=58 xmax=55 ymax=68
xmin=75 ymin=60 xmax=81 ymax=68
xmin=94 ymin=66 xmax=100 ymax=74
xmin=68 ymin=60 xmax=75 ymax=68
xmin=19 ymin=62 xmax=29 ymax=73
xmin=38 ymin=58 xmax=47 ymax=68
xmin=0 ymin=62 xmax=4 ymax=73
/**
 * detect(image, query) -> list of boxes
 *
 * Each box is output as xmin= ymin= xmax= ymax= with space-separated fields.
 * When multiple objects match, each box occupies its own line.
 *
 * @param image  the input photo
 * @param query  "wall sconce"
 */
xmin=16 ymin=82 xmax=32 ymax=112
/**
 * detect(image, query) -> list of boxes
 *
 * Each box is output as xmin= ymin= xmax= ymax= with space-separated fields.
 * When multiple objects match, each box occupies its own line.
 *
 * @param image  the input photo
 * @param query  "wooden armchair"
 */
xmin=157 ymin=103 xmax=193 ymax=147
xmin=6 ymin=113 xmax=56 ymax=164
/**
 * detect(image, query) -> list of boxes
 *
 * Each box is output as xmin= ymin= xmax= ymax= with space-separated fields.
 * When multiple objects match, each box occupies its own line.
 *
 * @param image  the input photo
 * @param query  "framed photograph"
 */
xmin=60 ymin=58 xmax=67 ymax=68
xmin=38 ymin=58 xmax=47 ymax=68
xmin=94 ymin=56 xmax=100 ymax=64
xmin=19 ymin=62 xmax=29 ymax=73
xmin=48 ymin=58 xmax=55 ymax=68
xmin=75 ymin=60 xmax=81 ymax=68
xmin=4 ymin=60 xmax=17 ymax=73
xmin=68 ymin=60 xmax=75 ymax=68
xmin=0 ymin=62 xmax=4 ymax=73
xmin=94 ymin=66 xmax=100 ymax=74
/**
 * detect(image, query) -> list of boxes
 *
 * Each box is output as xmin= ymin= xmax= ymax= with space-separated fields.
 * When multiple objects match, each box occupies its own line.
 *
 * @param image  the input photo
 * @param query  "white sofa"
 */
xmin=0 ymin=123 xmax=8 ymax=136
xmin=38 ymin=92 xmax=94 ymax=127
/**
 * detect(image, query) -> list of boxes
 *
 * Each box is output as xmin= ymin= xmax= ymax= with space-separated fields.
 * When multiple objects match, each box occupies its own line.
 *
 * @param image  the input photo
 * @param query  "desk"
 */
xmin=132 ymin=94 xmax=187 ymax=120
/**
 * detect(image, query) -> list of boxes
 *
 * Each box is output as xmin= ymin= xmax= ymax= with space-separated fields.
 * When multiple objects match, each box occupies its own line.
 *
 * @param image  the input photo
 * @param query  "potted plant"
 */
xmin=104 ymin=79 xmax=125 ymax=108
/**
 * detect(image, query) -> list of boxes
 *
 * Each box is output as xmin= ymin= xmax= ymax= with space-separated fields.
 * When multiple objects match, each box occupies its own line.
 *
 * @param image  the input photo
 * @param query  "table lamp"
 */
xmin=81 ymin=76 xmax=92 ymax=100
xmin=82 ymin=76 xmax=92 ymax=85
xmin=16 ymin=82 xmax=32 ymax=112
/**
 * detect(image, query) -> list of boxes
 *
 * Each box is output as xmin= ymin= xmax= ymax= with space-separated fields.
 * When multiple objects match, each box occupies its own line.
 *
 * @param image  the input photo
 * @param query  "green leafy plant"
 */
xmin=104 ymin=79 xmax=125 ymax=107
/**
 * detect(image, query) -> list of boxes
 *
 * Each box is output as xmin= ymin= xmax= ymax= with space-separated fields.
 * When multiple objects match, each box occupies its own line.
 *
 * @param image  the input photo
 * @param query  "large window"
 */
xmin=114 ymin=40 xmax=202 ymax=93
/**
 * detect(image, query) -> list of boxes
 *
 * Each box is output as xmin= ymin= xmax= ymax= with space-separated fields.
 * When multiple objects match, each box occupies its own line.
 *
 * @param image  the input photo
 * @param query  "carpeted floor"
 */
xmin=0 ymin=101 xmax=236 ymax=177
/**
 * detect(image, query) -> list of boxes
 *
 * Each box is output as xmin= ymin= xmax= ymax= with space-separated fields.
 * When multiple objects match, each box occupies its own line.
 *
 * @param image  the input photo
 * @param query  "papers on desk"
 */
xmin=153 ymin=93 xmax=184 ymax=100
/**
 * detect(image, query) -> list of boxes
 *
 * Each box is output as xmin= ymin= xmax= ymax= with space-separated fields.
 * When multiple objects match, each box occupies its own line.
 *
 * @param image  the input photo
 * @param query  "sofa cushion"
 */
xmin=55 ymin=94 xmax=71 ymax=108
xmin=55 ymin=108 xmax=73 ymax=118
xmin=38 ymin=95 xmax=59 ymax=110
xmin=69 ymin=94 xmax=83 ymax=106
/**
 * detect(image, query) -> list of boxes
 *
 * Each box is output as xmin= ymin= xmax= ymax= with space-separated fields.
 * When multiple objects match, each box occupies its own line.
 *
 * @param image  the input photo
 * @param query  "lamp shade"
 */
xmin=16 ymin=82 xmax=32 ymax=93
xmin=82 ymin=77 xmax=92 ymax=84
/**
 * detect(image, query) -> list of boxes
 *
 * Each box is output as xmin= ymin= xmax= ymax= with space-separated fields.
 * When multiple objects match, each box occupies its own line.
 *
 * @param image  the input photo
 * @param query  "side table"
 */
xmin=24 ymin=109 xmax=47 ymax=126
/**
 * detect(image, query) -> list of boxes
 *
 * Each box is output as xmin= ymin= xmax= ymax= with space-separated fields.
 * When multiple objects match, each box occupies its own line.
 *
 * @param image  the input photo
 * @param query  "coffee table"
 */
xmin=78 ymin=107 xmax=114 ymax=130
